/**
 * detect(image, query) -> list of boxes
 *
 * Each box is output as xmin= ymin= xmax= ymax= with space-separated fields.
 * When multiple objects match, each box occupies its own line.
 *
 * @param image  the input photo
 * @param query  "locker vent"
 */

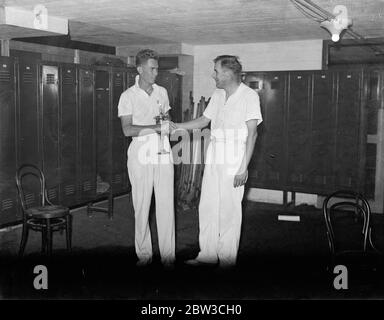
xmin=46 ymin=74 xmax=56 ymax=84
xmin=0 ymin=70 xmax=11 ymax=82
xmin=65 ymin=184 xmax=76 ymax=195
xmin=82 ymin=76 xmax=93 ymax=87
xmin=25 ymin=192 xmax=36 ymax=206
xmin=1 ymin=199 xmax=13 ymax=211
xmin=115 ymin=76 xmax=122 ymax=87
xmin=268 ymin=172 xmax=279 ymax=181
xmin=47 ymin=188 xmax=57 ymax=200
xmin=23 ymin=72 xmax=33 ymax=84
xmin=63 ymin=73 xmax=75 ymax=85
xmin=112 ymin=174 xmax=122 ymax=184
xmin=249 ymin=170 xmax=258 ymax=179
xmin=83 ymin=180 xmax=92 ymax=192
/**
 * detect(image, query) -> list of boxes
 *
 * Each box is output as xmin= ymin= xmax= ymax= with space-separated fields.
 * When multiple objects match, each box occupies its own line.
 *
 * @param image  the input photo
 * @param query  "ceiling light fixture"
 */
xmin=320 ymin=5 xmax=352 ymax=42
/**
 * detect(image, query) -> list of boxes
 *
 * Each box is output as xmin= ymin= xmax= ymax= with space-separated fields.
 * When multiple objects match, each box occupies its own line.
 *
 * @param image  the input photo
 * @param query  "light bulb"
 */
xmin=331 ymin=33 xmax=340 ymax=42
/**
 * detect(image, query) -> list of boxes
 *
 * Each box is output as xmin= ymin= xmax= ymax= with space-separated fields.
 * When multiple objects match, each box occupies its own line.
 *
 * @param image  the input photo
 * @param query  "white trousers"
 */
xmin=196 ymin=140 xmax=245 ymax=267
xmin=127 ymin=135 xmax=175 ymax=265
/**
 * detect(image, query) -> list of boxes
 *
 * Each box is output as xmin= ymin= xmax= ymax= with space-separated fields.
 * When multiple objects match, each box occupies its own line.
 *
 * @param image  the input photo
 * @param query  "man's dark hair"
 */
xmin=136 ymin=49 xmax=159 ymax=66
xmin=213 ymin=55 xmax=242 ymax=80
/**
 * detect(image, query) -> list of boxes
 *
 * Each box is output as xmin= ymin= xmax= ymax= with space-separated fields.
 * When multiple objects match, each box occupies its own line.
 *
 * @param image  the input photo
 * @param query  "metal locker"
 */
xmin=78 ymin=66 xmax=96 ymax=203
xmin=95 ymin=69 xmax=111 ymax=196
xmin=111 ymin=69 xmax=127 ymax=194
xmin=157 ymin=71 xmax=182 ymax=123
xmin=127 ymin=67 xmax=137 ymax=87
xmin=41 ymin=64 xmax=60 ymax=203
xmin=17 ymin=59 xmax=40 ymax=168
xmin=286 ymin=72 xmax=312 ymax=192
xmin=334 ymin=69 xmax=365 ymax=192
xmin=60 ymin=64 xmax=78 ymax=206
xmin=16 ymin=58 xmax=41 ymax=214
xmin=247 ymin=72 xmax=287 ymax=190
xmin=309 ymin=71 xmax=336 ymax=194
xmin=0 ymin=57 xmax=18 ymax=225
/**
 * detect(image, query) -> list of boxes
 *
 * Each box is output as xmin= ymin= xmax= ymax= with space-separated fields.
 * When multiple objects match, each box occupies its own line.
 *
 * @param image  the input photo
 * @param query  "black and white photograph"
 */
xmin=1 ymin=0 xmax=384 ymax=310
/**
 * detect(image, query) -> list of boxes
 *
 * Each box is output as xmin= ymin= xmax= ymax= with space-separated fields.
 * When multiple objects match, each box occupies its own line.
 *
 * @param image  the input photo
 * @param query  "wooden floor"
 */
xmin=0 ymin=195 xmax=384 ymax=299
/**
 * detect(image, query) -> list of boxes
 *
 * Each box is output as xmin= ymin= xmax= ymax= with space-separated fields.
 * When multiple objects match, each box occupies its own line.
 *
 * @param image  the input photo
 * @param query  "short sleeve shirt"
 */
xmin=118 ymin=75 xmax=171 ymax=126
xmin=203 ymin=82 xmax=262 ymax=142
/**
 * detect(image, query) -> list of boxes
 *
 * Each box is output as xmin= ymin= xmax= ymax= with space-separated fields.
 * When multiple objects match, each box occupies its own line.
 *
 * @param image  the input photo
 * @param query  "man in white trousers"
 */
xmin=171 ymin=55 xmax=262 ymax=268
xmin=118 ymin=49 xmax=175 ymax=268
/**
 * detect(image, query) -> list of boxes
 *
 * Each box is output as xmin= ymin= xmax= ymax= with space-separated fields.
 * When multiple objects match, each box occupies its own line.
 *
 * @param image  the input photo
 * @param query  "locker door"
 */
xmin=127 ymin=68 xmax=137 ymax=88
xmin=335 ymin=70 xmax=364 ymax=191
xmin=157 ymin=71 xmax=182 ymax=123
xmin=309 ymin=71 xmax=336 ymax=194
xmin=78 ymin=67 xmax=96 ymax=203
xmin=247 ymin=73 xmax=287 ymax=189
xmin=17 ymin=59 xmax=41 ymax=212
xmin=287 ymin=72 xmax=312 ymax=191
xmin=18 ymin=60 xmax=40 ymax=167
xmin=95 ymin=69 xmax=111 ymax=195
xmin=60 ymin=64 xmax=78 ymax=206
xmin=111 ymin=69 xmax=127 ymax=194
xmin=41 ymin=64 xmax=60 ymax=203
xmin=0 ymin=57 xmax=18 ymax=225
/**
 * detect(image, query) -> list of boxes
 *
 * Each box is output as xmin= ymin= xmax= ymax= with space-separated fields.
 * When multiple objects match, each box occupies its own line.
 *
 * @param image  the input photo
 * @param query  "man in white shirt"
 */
xmin=171 ymin=55 xmax=262 ymax=268
xmin=118 ymin=49 xmax=175 ymax=268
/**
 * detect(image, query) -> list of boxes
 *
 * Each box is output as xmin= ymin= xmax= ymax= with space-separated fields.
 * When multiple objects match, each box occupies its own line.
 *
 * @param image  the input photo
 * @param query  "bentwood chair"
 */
xmin=323 ymin=190 xmax=382 ymax=278
xmin=16 ymin=164 xmax=72 ymax=256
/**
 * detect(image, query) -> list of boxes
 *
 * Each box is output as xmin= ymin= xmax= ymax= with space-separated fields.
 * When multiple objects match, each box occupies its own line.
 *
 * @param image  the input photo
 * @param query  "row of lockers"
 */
xmin=0 ymin=55 xmax=183 ymax=227
xmin=244 ymin=68 xmax=378 ymax=198
xmin=0 ymin=56 xmax=133 ymax=226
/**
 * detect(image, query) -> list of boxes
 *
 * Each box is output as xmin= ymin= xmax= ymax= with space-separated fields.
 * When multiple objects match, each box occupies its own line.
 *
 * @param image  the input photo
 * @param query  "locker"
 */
xmin=111 ymin=69 xmax=127 ymax=194
xmin=246 ymin=73 xmax=287 ymax=189
xmin=309 ymin=71 xmax=336 ymax=194
xmin=334 ymin=70 xmax=364 ymax=192
xmin=157 ymin=71 xmax=182 ymax=123
xmin=17 ymin=59 xmax=40 ymax=168
xmin=0 ymin=57 xmax=18 ymax=225
xmin=78 ymin=66 xmax=96 ymax=202
xmin=286 ymin=72 xmax=312 ymax=191
xmin=60 ymin=64 xmax=78 ymax=206
xmin=16 ymin=58 xmax=41 ymax=212
xmin=41 ymin=64 xmax=60 ymax=203
xmin=95 ymin=69 xmax=111 ymax=194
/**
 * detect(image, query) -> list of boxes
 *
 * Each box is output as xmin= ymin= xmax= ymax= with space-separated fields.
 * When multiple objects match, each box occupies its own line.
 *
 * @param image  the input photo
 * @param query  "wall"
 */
xmin=192 ymin=39 xmax=324 ymax=206
xmin=193 ymin=39 xmax=323 ymax=102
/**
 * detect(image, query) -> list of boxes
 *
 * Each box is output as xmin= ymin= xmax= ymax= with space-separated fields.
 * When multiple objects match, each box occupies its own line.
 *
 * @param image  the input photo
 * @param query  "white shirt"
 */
xmin=203 ymin=82 xmax=263 ymax=143
xmin=118 ymin=75 xmax=171 ymax=125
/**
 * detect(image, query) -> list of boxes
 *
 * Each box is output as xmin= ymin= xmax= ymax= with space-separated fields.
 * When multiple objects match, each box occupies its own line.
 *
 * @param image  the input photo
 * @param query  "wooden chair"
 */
xmin=322 ymin=190 xmax=382 ymax=275
xmin=16 ymin=164 xmax=72 ymax=256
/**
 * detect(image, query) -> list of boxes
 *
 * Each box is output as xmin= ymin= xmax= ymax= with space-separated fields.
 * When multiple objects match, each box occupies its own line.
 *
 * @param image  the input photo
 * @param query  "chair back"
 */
xmin=323 ymin=190 xmax=371 ymax=256
xmin=16 ymin=164 xmax=47 ymax=211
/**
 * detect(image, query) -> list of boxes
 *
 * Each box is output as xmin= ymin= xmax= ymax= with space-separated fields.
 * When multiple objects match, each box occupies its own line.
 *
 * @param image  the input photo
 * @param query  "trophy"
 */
xmin=155 ymin=101 xmax=169 ymax=154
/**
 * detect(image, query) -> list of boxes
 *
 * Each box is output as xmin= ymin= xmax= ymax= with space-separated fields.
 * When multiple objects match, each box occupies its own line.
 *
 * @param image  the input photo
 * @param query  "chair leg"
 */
xmin=87 ymin=203 xmax=92 ymax=217
xmin=41 ymin=228 xmax=47 ymax=254
xmin=66 ymin=215 xmax=72 ymax=252
xmin=108 ymin=192 xmax=114 ymax=220
xmin=46 ymin=219 xmax=52 ymax=256
xmin=19 ymin=223 xmax=29 ymax=257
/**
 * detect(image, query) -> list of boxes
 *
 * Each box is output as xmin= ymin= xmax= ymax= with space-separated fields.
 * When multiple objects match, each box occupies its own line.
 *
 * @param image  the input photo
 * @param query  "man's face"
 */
xmin=138 ymin=58 xmax=158 ymax=85
xmin=212 ymin=61 xmax=229 ymax=89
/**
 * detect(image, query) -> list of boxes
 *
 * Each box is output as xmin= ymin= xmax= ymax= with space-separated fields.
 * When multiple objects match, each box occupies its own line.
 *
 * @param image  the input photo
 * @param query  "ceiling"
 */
xmin=2 ymin=0 xmax=384 ymax=48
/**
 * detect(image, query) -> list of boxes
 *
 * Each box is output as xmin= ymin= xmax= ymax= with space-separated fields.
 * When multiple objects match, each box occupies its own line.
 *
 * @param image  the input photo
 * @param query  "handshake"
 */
xmin=160 ymin=120 xmax=178 ymax=135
